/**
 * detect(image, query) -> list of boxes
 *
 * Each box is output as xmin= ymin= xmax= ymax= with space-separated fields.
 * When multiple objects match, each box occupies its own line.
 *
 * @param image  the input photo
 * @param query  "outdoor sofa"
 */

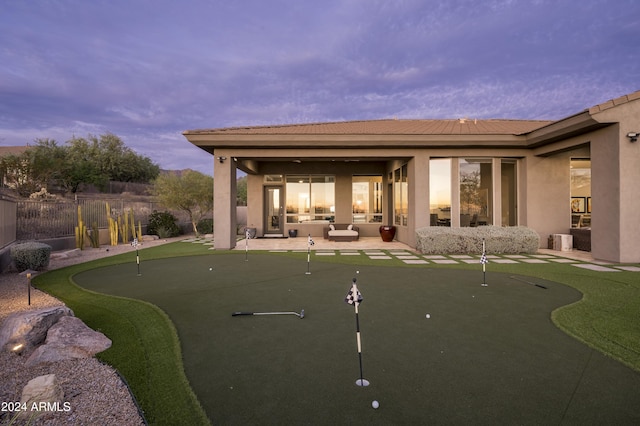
xmin=323 ymin=224 xmax=359 ymax=242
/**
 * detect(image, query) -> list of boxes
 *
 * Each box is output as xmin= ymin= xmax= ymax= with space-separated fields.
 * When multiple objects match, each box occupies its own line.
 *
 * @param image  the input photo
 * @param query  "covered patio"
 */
xmin=232 ymin=236 xmax=413 ymax=252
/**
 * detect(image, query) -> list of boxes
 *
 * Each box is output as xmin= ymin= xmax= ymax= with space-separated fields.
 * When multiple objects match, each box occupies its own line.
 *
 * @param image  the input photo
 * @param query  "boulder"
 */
xmin=19 ymin=374 xmax=64 ymax=419
xmin=26 ymin=316 xmax=111 ymax=366
xmin=0 ymin=306 xmax=73 ymax=353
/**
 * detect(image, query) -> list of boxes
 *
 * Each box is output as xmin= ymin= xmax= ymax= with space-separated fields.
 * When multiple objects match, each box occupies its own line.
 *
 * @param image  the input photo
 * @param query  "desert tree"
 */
xmin=151 ymin=170 xmax=213 ymax=236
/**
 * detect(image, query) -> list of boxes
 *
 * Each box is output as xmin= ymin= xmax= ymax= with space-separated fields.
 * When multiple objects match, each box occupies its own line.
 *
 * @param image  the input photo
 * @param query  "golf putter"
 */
xmin=232 ymin=309 xmax=305 ymax=319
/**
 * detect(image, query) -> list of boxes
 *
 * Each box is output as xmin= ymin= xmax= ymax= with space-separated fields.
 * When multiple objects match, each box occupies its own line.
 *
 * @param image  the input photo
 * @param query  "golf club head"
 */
xmin=299 ymin=309 xmax=305 ymax=319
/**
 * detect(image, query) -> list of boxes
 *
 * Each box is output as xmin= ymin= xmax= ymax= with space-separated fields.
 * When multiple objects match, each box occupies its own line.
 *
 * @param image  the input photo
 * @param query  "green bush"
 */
xmin=416 ymin=226 xmax=540 ymax=254
xmin=147 ymin=211 xmax=181 ymax=238
xmin=197 ymin=218 xmax=213 ymax=235
xmin=10 ymin=241 xmax=52 ymax=272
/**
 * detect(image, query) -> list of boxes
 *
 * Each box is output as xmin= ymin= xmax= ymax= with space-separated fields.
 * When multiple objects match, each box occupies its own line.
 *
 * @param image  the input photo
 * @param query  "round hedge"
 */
xmin=10 ymin=241 xmax=52 ymax=272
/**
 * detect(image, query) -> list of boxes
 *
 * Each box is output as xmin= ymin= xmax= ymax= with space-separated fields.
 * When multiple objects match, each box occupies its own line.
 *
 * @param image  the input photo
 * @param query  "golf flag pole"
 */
xmin=345 ymin=278 xmax=369 ymax=387
xmin=245 ymin=228 xmax=249 ymax=261
xmin=131 ymin=238 xmax=141 ymax=276
xmin=306 ymin=234 xmax=314 ymax=275
xmin=480 ymin=238 xmax=488 ymax=286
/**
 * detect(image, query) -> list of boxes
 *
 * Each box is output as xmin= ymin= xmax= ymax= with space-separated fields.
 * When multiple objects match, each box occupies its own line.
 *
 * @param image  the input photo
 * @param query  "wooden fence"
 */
xmin=16 ymin=198 xmax=186 ymax=240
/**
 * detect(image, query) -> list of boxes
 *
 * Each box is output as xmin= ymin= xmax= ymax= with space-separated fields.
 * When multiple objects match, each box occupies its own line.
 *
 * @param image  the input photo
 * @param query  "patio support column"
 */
xmin=493 ymin=158 xmax=501 ymax=226
xmin=409 ymin=154 xmax=429 ymax=247
xmin=451 ymin=159 xmax=460 ymax=227
xmin=213 ymin=153 xmax=237 ymax=250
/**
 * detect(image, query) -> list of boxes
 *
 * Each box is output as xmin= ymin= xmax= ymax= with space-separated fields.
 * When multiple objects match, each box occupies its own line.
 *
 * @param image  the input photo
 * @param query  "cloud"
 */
xmin=1 ymin=0 xmax=639 ymax=173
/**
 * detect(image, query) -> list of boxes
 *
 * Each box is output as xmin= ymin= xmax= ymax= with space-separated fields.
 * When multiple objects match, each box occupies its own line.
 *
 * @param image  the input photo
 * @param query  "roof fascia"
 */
xmin=524 ymin=110 xmax=609 ymax=150
xmin=184 ymin=133 xmax=528 ymax=149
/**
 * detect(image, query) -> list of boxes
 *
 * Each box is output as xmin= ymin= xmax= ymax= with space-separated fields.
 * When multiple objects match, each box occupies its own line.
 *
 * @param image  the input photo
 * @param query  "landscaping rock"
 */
xmin=0 ymin=306 xmax=73 ymax=353
xmin=25 ymin=316 xmax=111 ymax=366
xmin=19 ymin=374 xmax=64 ymax=419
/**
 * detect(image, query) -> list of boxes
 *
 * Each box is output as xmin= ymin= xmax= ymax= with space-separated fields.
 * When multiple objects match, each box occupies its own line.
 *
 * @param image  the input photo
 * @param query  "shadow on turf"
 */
xmin=74 ymin=253 xmax=640 ymax=425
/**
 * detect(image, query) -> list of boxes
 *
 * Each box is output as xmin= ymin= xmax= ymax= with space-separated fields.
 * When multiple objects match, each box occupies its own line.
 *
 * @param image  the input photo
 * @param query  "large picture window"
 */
xmin=570 ymin=158 xmax=591 ymax=228
xmin=286 ymin=175 xmax=335 ymax=223
xmin=429 ymin=159 xmax=451 ymax=226
xmin=501 ymin=160 xmax=517 ymax=226
xmin=459 ymin=158 xmax=492 ymax=226
xmin=394 ymin=164 xmax=408 ymax=226
xmin=352 ymin=175 xmax=383 ymax=223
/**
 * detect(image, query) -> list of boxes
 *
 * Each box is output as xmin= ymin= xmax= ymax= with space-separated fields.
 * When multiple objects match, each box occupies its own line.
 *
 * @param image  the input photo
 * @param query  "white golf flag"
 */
xmin=308 ymin=235 xmax=315 ymax=246
xmin=345 ymin=283 xmax=363 ymax=306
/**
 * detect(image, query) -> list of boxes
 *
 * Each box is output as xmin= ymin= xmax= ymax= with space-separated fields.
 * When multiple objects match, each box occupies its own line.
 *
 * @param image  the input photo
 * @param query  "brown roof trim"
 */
xmin=184 ymin=89 xmax=640 ymax=150
xmin=184 ymin=119 xmax=550 ymax=137
xmin=525 ymin=89 xmax=640 ymax=147
xmin=588 ymin=90 xmax=640 ymax=114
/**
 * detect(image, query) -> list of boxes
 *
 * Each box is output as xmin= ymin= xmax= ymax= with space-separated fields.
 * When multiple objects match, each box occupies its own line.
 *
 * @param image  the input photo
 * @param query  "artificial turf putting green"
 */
xmin=74 ymin=253 xmax=640 ymax=425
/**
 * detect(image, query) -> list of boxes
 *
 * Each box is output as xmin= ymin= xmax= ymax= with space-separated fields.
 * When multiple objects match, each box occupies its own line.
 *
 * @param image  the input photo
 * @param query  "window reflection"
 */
xmin=286 ymin=175 xmax=335 ymax=223
xmin=430 ymin=159 xmax=451 ymax=227
xmin=459 ymin=159 xmax=492 ymax=226
xmin=352 ymin=175 xmax=383 ymax=223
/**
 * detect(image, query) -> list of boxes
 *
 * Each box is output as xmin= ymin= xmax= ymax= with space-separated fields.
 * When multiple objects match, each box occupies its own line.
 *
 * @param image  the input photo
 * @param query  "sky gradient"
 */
xmin=1 ymin=0 xmax=638 ymax=175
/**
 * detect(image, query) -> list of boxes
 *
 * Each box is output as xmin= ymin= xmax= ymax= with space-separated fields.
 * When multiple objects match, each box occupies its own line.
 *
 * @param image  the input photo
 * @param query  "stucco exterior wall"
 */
xmin=190 ymin=91 xmax=639 ymax=260
xmin=213 ymin=152 xmax=237 ymax=249
xmin=524 ymin=146 xmax=588 ymax=249
xmin=591 ymin=99 xmax=640 ymax=262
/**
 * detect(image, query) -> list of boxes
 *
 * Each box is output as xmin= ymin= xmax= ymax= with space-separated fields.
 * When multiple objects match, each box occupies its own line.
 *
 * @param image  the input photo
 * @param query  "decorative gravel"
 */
xmin=0 ymin=237 xmax=182 ymax=425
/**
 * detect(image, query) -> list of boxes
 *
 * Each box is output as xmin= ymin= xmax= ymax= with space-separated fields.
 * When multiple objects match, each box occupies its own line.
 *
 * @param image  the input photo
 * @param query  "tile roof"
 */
xmin=0 ymin=146 xmax=29 ymax=157
xmin=588 ymin=90 xmax=640 ymax=114
xmin=186 ymin=119 xmax=552 ymax=136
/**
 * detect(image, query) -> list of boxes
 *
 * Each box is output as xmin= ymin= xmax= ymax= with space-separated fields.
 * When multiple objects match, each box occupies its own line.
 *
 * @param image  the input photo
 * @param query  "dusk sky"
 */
xmin=1 ymin=1 xmax=638 ymax=175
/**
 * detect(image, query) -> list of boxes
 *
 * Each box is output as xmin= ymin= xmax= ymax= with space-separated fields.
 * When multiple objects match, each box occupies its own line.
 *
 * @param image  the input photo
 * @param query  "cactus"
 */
xmin=118 ymin=214 xmax=126 ymax=244
xmin=75 ymin=205 xmax=86 ymax=249
xmin=129 ymin=209 xmax=137 ymax=241
xmin=137 ymin=221 xmax=143 ymax=242
xmin=87 ymin=222 xmax=100 ymax=248
xmin=106 ymin=203 xmax=119 ymax=246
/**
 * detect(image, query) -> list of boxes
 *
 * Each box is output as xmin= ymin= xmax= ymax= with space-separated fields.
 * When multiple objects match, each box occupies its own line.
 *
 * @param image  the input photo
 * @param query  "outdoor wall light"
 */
xmin=218 ymin=156 xmax=227 ymax=163
xmin=627 ymin=132 xmax=638 ymax=142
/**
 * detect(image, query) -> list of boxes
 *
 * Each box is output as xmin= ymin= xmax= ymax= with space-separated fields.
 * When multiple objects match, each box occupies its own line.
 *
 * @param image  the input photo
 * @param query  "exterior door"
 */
xmin=264 ymin=186 xmax=284 ymax=235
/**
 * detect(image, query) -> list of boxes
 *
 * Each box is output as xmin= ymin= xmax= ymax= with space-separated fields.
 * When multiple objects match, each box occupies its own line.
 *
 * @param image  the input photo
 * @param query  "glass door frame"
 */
xmin=264 ymin=185 xmax=284 ymax=235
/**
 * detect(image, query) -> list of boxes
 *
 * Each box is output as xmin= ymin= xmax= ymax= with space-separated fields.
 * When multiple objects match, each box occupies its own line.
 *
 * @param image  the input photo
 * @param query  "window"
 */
xmin=501 ymin=160 xmax=517 ymax=226
xmin=393 ymin=164 xmax=408 ymax=226
xmin=286 ymin=175 xmax=335 ymax=223
xmin=429 ymin=159 xmax=451 ymax=227
xmin=264 ymin=174 xmax=283 ymax=183
xmin=352 ymin=175 xmax=383 ymax=223
xmin=570 ymin=159 xmax=591 ymax=228
xmin=459 ymin=159 xmax=492 ymax=226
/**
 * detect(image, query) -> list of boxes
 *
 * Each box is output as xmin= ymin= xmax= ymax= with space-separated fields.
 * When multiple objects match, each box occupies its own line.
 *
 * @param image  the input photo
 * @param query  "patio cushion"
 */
xmin=324 ymin=224 xmax=359 ymax=241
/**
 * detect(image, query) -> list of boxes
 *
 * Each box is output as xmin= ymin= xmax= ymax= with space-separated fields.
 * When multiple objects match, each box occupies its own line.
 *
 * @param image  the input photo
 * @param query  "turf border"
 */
xmin=32 ymin=243 xmax=213 ymax=426
xmin=32 ymin=242 xmax=640 ymax=424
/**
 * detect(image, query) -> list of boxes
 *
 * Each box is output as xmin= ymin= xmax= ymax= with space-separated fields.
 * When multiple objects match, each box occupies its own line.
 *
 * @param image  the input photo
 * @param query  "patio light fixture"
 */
xmin=218 ymin=156 xmax=227 ymax=163
xmin=627 ymin=132 xmax=638 ymax=142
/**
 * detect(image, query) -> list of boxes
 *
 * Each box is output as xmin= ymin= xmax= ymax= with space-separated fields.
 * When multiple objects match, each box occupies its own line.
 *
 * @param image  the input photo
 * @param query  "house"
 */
xmin=183 ymin=90 xmax=640 ymax=263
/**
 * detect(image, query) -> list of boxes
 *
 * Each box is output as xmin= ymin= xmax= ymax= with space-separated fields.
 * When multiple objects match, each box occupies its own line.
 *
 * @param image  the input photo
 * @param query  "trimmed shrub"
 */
xmin=416 ymin=226 xmax=540 ymax=254
xmin=147 ymin=210 xmax=181 ymax=238
xmin=197 ymin=218 xmax=213 ymax=235
xmin=10 ymin=242 xmax=52 ymax=272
